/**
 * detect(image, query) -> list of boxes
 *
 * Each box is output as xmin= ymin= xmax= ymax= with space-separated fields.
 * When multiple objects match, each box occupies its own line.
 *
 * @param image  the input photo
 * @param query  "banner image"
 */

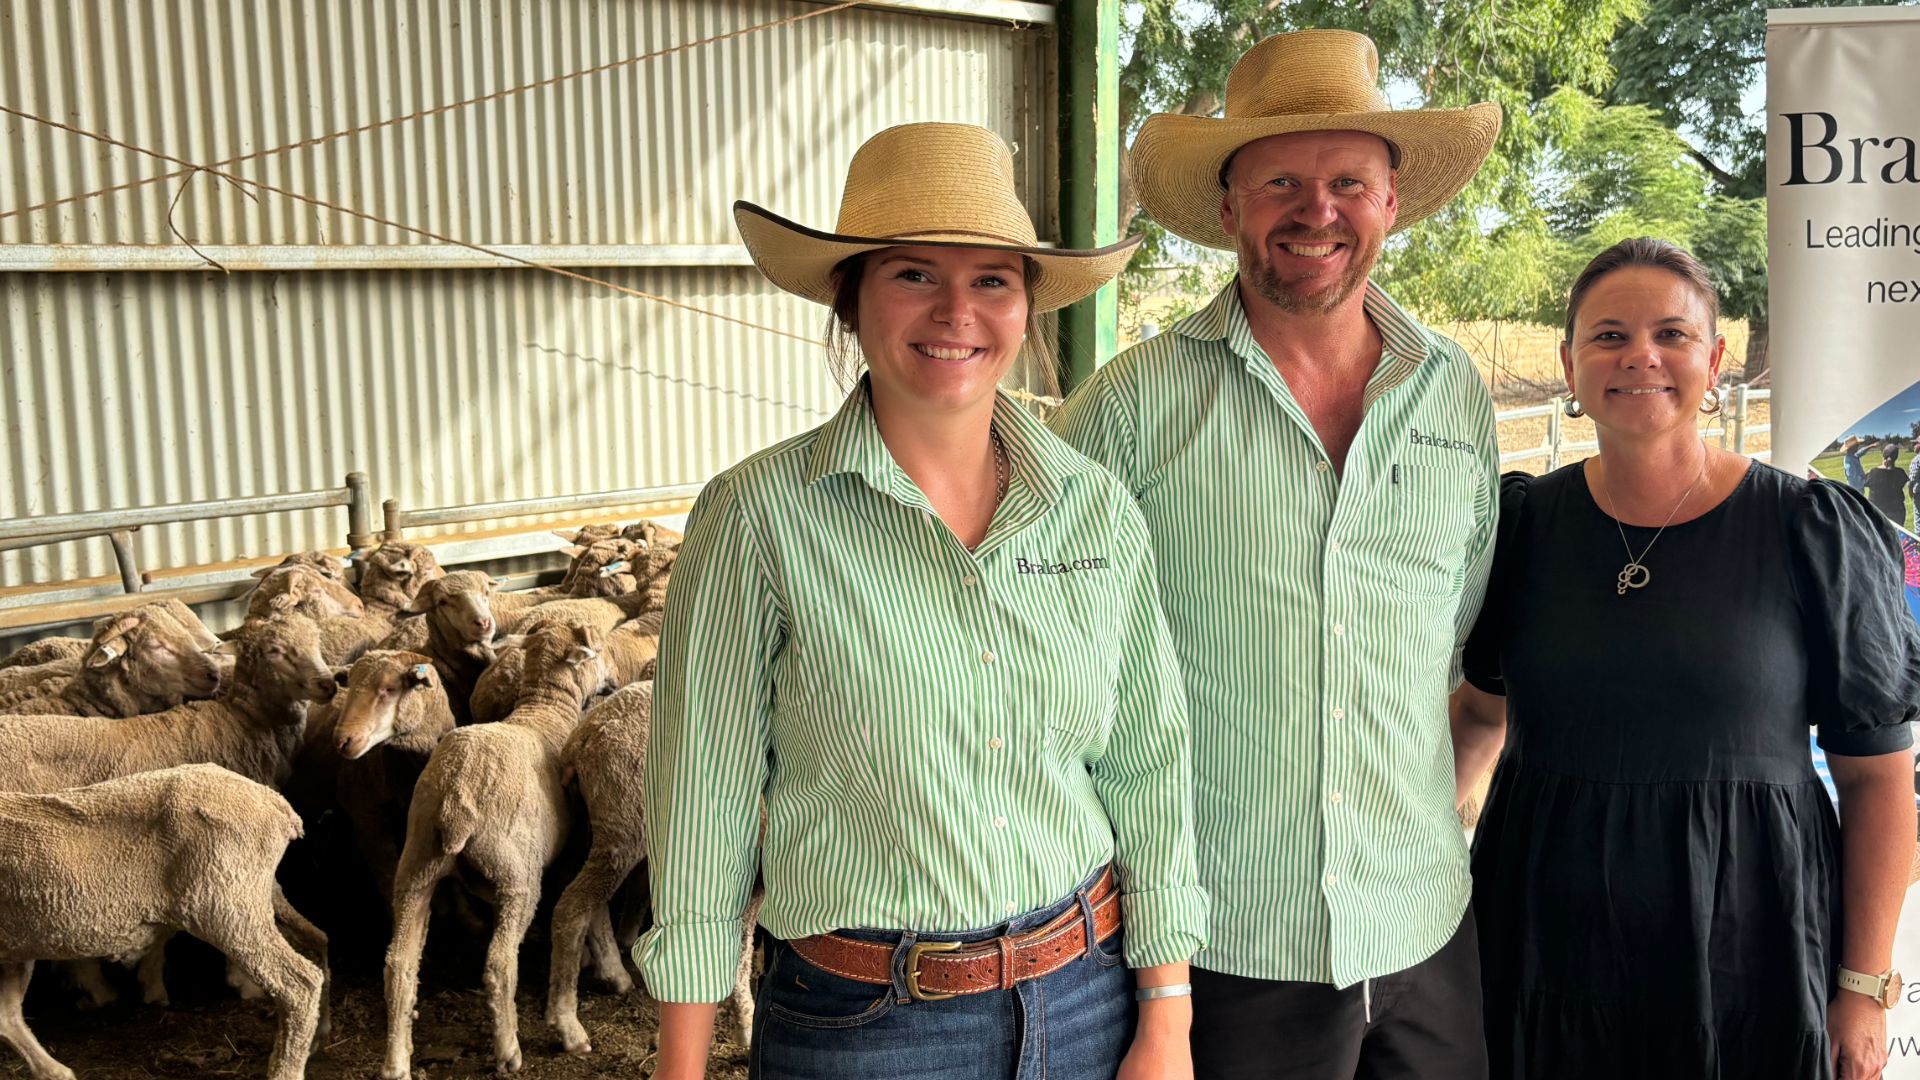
xmin=1770 ymin=8 xmax=1920 ymax=1071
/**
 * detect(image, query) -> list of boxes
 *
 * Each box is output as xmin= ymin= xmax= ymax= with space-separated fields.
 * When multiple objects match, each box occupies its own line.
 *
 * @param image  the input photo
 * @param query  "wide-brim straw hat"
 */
xmin=735 ymin=122 xmax=1140 ymax=314
xmin=1131 ymin=29 xmax=1502 ymax=251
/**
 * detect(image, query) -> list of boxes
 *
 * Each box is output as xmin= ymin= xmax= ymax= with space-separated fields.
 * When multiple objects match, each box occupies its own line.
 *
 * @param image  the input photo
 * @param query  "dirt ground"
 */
xmin=10 ymin=917 xmax=751 ymax=1080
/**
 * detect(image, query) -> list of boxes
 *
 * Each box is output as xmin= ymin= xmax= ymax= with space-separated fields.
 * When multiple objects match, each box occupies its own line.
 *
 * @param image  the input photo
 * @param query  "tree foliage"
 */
xmin=1115 ymin=0 xmax=1886 ymax=367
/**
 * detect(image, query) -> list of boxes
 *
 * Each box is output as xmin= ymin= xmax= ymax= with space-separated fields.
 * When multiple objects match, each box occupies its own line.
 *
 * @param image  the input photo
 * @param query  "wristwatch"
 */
xmin=1836 ymin=966 xmax=1904 ymax=1009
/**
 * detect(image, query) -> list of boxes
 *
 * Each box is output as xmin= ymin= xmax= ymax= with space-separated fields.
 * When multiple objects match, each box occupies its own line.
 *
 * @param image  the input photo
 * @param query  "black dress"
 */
xmin=1464 ymin=461 xmax=1920 ymax=1080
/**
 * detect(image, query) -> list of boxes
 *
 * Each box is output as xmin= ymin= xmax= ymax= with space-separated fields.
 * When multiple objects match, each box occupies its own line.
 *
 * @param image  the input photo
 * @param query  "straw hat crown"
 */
xmin=831 ymin=123 xmax=1041 ymax=249
xmin=1131 ymin=29 xmax=1501 ymax=250
xmin=734 ymin=122 xmax=1139 ymax=313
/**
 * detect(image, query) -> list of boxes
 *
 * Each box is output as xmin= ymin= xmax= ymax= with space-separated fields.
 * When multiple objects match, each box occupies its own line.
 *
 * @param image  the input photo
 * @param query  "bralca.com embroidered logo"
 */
xmin=1409 ymin=428 xmax=1477 ymax=455
xmin=1017 ymin=555 xmax=1111 ymax=576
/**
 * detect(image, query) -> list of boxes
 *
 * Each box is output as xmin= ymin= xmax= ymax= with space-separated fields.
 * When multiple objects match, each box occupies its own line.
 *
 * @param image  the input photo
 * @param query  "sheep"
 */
xmin=296 ymin=651 xmax=458 ymax=903
xmin=0 ymin=604 xmax=224 ymax=718
xmin=380 ymin=621 xmax=612 ymax=1078
xmin=546 ymin=681 xmax=760 ymax=1056
xmin=0 ymin=614 xmax=336 ymax=796
xmin=0 ymin=639 xmax=88 ymax=672
xmin=0 ymin=598 xmax=221 ymax=698
xmin=313 ymin=541 xmax=444 ymax=666
xmin=245 ymin=564 xmax=366 ymax=623
xmin=491 ymin=540 xmax=641 ymax=634
xmin=375 ymin=571 xmax=497 ymax=725
xmin=603 ymin=610 xmax=662 ymax=686
xmin=260 ymin=550 xmax=351 ymax=582
xmin=0 ymin=763 xmax=328 ymax=1080
xmin=467 ymin=603 xmax=654 ymax=728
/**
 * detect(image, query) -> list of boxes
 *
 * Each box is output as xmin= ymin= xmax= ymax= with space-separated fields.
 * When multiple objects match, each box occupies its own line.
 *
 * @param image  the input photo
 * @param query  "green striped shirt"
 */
xmin=638 ymin=379 xmax=1209 ymax=1003
xmin=1051 ymin=280 xmax=1497 ymax=988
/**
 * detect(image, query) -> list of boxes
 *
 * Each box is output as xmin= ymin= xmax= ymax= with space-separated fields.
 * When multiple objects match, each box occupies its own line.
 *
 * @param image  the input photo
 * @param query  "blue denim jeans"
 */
xmin=748 ymin=868 xmax=1133 ymax=1080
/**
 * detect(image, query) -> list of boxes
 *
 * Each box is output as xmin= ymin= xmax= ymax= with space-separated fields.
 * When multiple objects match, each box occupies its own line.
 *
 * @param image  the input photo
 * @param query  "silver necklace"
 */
xmin=1597 ymin=456 xmax=1707 ymax=596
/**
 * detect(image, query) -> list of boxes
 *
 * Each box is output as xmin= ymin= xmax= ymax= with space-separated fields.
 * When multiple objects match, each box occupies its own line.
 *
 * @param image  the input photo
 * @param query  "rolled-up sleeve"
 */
xmin=1092 ymin=494 xmax=1209 ymax=968
xmin=638 ymin=475 xmax=782 ymax=1001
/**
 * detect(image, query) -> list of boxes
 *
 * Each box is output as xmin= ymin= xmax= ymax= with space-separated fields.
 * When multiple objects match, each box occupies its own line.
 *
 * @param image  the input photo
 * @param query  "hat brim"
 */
xmin=734 ymin=202 xmax=1142 ymax=314
xmin=1129 ymin=104 xmax=1502 ymax=250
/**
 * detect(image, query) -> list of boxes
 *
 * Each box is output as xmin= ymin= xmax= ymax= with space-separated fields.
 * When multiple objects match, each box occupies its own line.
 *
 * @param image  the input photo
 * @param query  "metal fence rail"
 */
xmin=1496 ymin=385 xmax=1771 ymax=469
xmin=381 ymin=483 xmax=707 ymax=541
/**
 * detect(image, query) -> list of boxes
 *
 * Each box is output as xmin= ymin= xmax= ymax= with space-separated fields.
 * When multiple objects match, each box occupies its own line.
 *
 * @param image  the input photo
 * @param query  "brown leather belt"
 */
xmin=788 ymin=867 xmax=1121 ymax=1002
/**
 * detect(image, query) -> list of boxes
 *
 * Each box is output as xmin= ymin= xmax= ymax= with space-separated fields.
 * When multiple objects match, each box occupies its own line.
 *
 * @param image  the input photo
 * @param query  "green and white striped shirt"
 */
xmin=638 ymin=379 xmax=1209 ymax=1003
xmin=1051 ymin=280 xmax=1497 ymax=988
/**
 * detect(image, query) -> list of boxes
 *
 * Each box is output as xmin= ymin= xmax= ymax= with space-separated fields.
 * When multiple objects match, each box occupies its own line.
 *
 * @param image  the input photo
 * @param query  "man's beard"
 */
xmin=1237 ymin=228 xmax=1381 ymax=314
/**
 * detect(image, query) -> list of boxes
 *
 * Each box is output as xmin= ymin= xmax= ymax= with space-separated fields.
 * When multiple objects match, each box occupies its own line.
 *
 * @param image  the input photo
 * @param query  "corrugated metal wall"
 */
xmin=1 ymin=0 xmax=1056 ymax=587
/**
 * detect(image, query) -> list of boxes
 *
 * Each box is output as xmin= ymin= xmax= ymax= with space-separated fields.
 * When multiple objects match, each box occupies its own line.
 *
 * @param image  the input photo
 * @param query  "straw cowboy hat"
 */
xmin=1130 ymin=29 xmax=1502 ymax=250
xmin=734 ymin=122 xmax=1139 ymax=313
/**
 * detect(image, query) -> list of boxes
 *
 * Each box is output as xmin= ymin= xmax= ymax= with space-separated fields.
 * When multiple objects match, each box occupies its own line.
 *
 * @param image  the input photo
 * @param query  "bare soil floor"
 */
xmin=10 ymin=927 xmax=749 ymax=1080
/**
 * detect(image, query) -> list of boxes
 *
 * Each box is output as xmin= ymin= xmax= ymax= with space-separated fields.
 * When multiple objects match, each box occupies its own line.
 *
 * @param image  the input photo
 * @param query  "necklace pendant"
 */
xmin=1616 ymin=562 xmax=1651 ymax=595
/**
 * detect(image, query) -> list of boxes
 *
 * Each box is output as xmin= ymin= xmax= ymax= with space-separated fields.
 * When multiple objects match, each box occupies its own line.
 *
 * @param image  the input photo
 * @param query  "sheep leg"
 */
xmin=0 ymin=962 xmax=75 ymax=1080
xmin=135 ymin=934 xmax=173 ymax=1006
xmin=201 ymin=924 xmax=323 ymax=1080
xmin=732 ymin=888 xmax=764 ymax=1050
xmin=484 ymin=883 xmax=539 ymax=1075
xmin=272 ymin=886 xmax=332 ymax=1043
xmin=545 ymin=849 xmax=629 ymax=1055
xmin=584 ymin=903 xmax=631 ymax=991
xmin=381 ymin=847 xmax=452 ymax=1080
xmin=62 ymin=958 xmax=119 ymax=1010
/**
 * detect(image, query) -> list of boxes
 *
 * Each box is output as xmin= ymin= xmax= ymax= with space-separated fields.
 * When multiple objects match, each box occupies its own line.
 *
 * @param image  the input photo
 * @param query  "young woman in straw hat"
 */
xmin=637 ymin=122 xmax=1208 ymax=1080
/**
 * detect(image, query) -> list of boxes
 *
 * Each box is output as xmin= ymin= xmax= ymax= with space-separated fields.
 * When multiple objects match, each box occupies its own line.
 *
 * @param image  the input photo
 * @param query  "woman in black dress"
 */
xmin=1451 ymin=237 xmax=1920 ymax=1080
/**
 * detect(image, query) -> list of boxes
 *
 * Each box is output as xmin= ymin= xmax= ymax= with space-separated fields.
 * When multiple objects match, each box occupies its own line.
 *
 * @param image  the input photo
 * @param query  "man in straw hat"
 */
xmin=1053 ymin=29 xmax=1501 ymax=1079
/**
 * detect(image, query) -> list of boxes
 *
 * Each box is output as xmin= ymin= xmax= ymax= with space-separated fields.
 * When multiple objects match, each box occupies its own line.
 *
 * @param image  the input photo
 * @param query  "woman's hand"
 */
xmin=1829 ymin=990 xmax=1889 ymax=1080
xmin=1118 ymin=995 xmax=1193 ymax=1080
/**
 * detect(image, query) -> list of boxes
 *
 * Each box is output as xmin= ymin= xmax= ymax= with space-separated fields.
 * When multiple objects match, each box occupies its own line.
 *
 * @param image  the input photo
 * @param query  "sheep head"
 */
xmin=522 ymin=620 xmax=614 ymax=702
xmin=560 ymin=539 xmax=642 ymax=598
xmin=406 ymin=571 xmax=498 ymax=646
xmin=358 ymin=542 xmax=446 ymax=610
xmin=330 ymin=650 xmax=445 ymax=759
xmin=232 ymin=615 xmax=339 ymax=711
xmin=258 ymin=550 xmax=350 ymax=583
xmin=248 ymin=565 xmax=365 ymax=621
xmin=85 ymin=606 xmax=224 ymax=701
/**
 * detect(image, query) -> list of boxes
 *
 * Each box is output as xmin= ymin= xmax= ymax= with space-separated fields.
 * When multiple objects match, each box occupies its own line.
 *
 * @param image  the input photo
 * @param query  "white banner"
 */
xmin=1769 ymin=9 xmax=1920 ymax=1075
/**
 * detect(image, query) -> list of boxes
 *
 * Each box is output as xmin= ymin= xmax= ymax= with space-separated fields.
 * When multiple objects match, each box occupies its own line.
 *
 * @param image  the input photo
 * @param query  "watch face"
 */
xmin=1885 ymin=972 xmax=1905 ymax=1010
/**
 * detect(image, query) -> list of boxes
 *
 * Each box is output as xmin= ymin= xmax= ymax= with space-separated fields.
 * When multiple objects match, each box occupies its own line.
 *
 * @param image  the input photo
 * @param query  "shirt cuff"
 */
xmin=1818 ymin=720 xmax=1915 ymax=758
xmin=1119 ymin=884 xmax=1210 ymax=969
xmin=635 ymin=918 xmax=748 ymax=1003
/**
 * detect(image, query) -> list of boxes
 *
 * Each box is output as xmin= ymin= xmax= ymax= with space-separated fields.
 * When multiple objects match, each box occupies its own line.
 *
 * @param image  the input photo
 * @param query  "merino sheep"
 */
xmin=376 ymin=572 xmax=497 ymax=724
xmin=0 ymin=599 xmax=221 ymax=700
xmin=245 ymin=565 xmax=366 ymax=623
xmin=0 ymin=764 xmax=328 ymax=1080
xmin=260 ymin=550 xmax=351 ymax=582
xmin=0 ymin=604 xmax=224 ymax=718
xmin=0 ymin=615 xmax=336 ymax=795
xmin=491 ymin=541 xmax=640 ymax=634
xmin=380 ymin=621 xmax=612 ymax=1078
xmin=313 ymin=542 xmax=444 ymax=666
xmin=0 ymin=638 xmax=89 ymax=672
xmin=547 ymin=681 xmax=759 ymax=1056
xmin=468 ymin=603 xmax=653 ymax=727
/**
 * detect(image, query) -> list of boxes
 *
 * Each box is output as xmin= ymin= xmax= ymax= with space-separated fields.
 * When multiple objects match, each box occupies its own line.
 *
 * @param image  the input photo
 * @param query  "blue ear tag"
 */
xmin=412 ymin=663 xmax=432 ymax=683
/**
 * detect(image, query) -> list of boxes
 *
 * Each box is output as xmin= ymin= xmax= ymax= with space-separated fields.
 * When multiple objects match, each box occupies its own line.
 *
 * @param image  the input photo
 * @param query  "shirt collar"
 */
xmin=803 ymin=375 xmax=1094 ymax=505
xmin=1173 ymin=277 xmax=1437 ymax=368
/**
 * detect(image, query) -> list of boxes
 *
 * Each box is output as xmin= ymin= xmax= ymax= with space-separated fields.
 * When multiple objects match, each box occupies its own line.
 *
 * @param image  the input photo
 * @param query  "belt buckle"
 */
xmin=905 ymin=939 xmax=963 ymax=1002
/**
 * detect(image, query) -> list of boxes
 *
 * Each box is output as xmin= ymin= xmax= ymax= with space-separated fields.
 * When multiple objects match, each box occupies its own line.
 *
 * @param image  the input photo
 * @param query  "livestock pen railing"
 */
xmin=0 ymin=474 xmax=375 ymax=633
xmin=1496 ymin=384 xmax=1771 ymax=470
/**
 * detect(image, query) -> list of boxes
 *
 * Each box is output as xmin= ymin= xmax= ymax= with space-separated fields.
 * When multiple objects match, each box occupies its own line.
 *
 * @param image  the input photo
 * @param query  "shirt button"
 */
xmin=1005 ymin=901 xmax=1018 ymax=914
xmin=1328 ymin=540 xmax=1340 ymax=554
xmin=1330 ymin=791 xmax=1343 ymax=804
xmin=961 ymin=575 xmax=978 ymax=587
xmin=1332 ymin=623 xmax=1345 ymax=637
xmin=988 ymin=737 xmax=1004 ymax=750
xmin=1327 ymin=873 xmax=1339 ymax=887
xmin=992 ymin=815 xmax=1007 ymax=829
xmin=1331 ymin=707 xmax=1345 ymax=721
xmin=981 ymin=650 xmax=996 ymax=665
xmin=1315 ymin=460 xmax=1330 ymax=473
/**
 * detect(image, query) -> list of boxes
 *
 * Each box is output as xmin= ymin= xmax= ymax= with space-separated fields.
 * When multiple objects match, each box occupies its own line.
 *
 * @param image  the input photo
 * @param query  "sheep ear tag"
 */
xmin=406 ymin=663 xmax=434 ymax=688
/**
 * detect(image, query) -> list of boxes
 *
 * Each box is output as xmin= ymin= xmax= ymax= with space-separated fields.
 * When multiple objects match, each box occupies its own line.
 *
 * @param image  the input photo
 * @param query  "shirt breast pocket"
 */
xmin=1384 ymin=464 xmax=1477 ymax=600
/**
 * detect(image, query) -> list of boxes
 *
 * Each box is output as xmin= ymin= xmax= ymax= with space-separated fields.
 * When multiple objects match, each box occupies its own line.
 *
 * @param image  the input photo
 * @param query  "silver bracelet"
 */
xmin=1134 ymin=982 xmax=1193 ymax=1002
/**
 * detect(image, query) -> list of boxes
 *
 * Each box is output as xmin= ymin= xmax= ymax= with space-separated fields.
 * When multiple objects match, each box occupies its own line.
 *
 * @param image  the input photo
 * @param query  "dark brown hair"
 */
xmin=1563 ymin=237 xmax=1720 ymax=344
xmin=825 ymin=252 xmax=1060 ymax=398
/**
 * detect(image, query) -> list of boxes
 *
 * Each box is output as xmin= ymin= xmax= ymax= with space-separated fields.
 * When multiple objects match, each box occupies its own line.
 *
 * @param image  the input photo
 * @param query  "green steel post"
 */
xmin=1056 ymin=0 xmax=1121 ymax=395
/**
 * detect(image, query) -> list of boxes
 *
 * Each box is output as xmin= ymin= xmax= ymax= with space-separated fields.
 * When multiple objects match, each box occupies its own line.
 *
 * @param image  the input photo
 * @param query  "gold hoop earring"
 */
xmin=1563 ymin=397 xmax=1585 ymax=419
xmin=1700 ymin=386 xmax=1723 ymax=415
